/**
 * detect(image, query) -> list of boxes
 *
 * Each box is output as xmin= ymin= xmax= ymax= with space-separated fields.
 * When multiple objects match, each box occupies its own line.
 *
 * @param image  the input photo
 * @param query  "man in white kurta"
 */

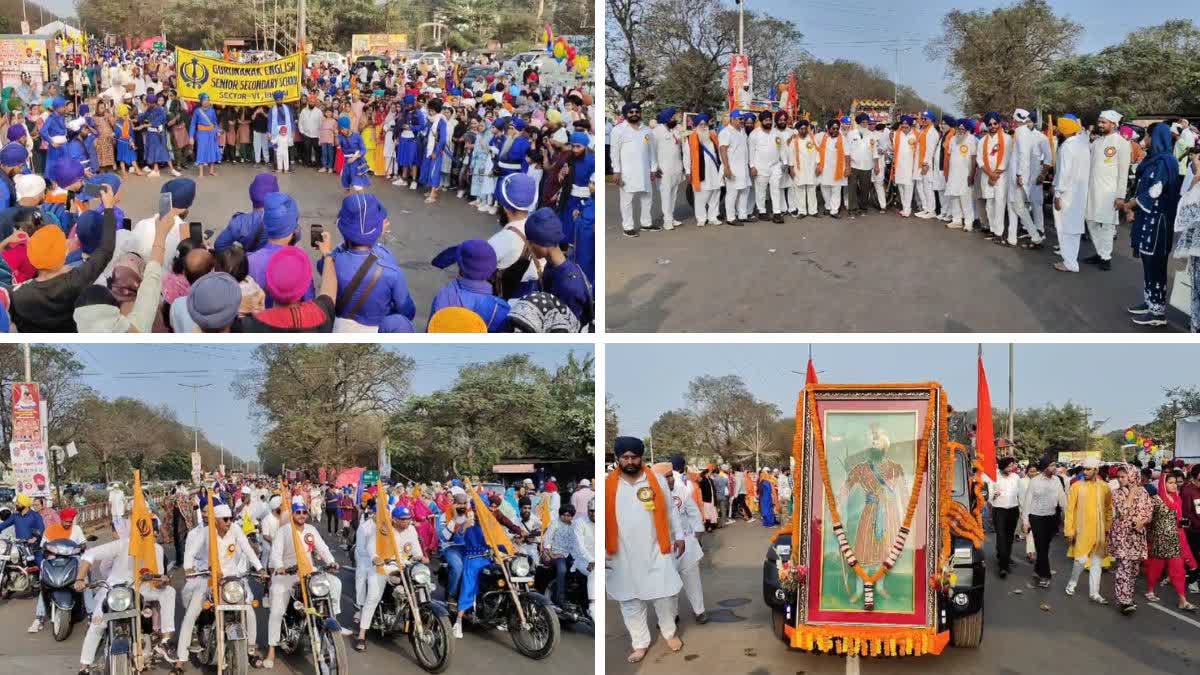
xmin=683 ymin=115 xmax=723 ymax=226
xmin=815 ymin=121 xmax=849 ymax=217
xmin=872 ymin=123 xmax=890 ymax=211
xmin=356 ymin=505 xmax=426 ymax=648
xmin=749 ymin=111 xmax=784 ymax=222
xmin=607 ymin=437 xmax=684 ymax=663
xmin=944 ymin=118 xmax=977 ymax=230
xmin=1052 ymin=115 xmax=1091 ymax=272
xmin=774 ymin=112 xmax=795 ymax=216
xmin=720 ymin=112 xmax=752 ymax=224
xmin=844 ymin=114 xmax=877 ymax=216
xmin=789 ymin=121 xmax=820 ymax=217
xmin=611 ymin=103 xmax=655 ymax=235
xmin=1029 ymin=123 xmax=1053 ymax=236
xmin=656 ymin=463 xmax=707 ymax=622
xmin=266 ymin=502 xmax=345 ymax=665
xmin=1005 ymin=109 xmax=1040 ymax=246
xmin=891 ymin=116 xmax=918 ymax=216
xmin=913 ymin=112 xmax=939 ymax=218
xmin=931 ymin=116 xmax=955 ymax=220
xmin=1084 ymin=110 xmax=1132 ymax=269
xmin=652 ymin=108 xmax=685 ymax=231
xmin=977 ymin=113 xmax=1011 ymax=240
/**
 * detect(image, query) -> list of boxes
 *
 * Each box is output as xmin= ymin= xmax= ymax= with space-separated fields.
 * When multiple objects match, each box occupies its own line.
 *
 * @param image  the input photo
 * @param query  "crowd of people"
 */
xmin=611 ymin=102 xmax=1200 ymax=329
xmin=986 ymin=455 xmax=1199 ymax=615
xmin=2 ymin=469 xmax=596 ymax=672
xmin=0 ymin=42 xmax=596 ymax=332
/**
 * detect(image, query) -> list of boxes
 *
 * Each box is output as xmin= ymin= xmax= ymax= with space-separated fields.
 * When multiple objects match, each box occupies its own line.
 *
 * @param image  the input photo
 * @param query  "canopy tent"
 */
xmin=34 ymin=21 xmax=82 ymax=38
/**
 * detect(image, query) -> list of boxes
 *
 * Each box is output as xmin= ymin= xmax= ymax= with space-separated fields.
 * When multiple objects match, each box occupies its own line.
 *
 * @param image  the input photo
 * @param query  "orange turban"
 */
xmin=428 ymin=307 xmax=487 ymax=333
xmin=27 ymin=226 xmax=66 ymax=271
xmin=651 ymin=462 xmax=673 ymax=476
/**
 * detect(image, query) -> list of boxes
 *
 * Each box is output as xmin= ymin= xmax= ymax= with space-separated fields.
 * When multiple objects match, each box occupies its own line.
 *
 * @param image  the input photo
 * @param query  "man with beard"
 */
xmin=749 ymin=110 xmax=783 ymax=223
xmin=844 ymin=113 xmax=876 ymax=216
xmin=611 ymin=102 xmax=655 ymax=236
xmin=815 ymin=120 xmax=848 ymax=218
xmin=561 ymin=131 xmax=595 ymax=246
xmin=1083 ymin=110 xmax=1131 ymax=270
xmin=719 ymin=111 xmax=751 ymax=225
xmin=789 ymin=120 xmax=820 ymax=217
xmin=683 ymin=114 xmax=722 ymax=226
xmin=651 ymin=108 xmax=684 ymax=230
xmin=606 ymin=437 xmax=684 ymax=664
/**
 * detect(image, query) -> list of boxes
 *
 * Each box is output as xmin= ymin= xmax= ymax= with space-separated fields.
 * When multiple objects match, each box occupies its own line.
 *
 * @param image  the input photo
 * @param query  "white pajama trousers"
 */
xmin=754 ymin=174 xmax=782 ymax=215
xmin=619 ymin=596 xmax=678 ymax=650
xmin=1008 ymin=187 xmax=1040 ymax=242
xmin=1086 ymin=220 xmax=1117 ymax=260
xmin=694 ymin=189 xmax=720 ymax=224
xmin=659 ymin=173 xmax=682 ymax=225
xmin=1029 ymin=184 xmax=1045 ymax=232
xmin=897 ymin=183 xmax=914 ymax=214
xmin=177 ymin=578 xmax=257 ymax=661
xmin=820 ymin=185 xmax=841 ymax=214
xmin=1057 ymin=212 xmax=1082 ymax=271
xmin=725 ymin=186 xmax=750 ymax=221
xmin=359 ymin=571 xmax=391 ymax=632
xmin=987 ymin=197 xmax=1011 ymax=242
xmin=355 ymin=552 xmax=371 ymax=607
xmin=679 ymin=564 xmax=705 ymax=615
xmin=789 ymin=185 xmax=818 ymax=215
xmin=1068 ymin=553 xmax=1103 ymax=597
xmin=917 ymin=177 xmax=935 ymax=213
xmin=620 ymin=189 xmax=652 ymax=232
xmin=268 ymin=574 xmax=342 ymax=646
xmin=947 ymin=195 xmax=975 ymax=229
xmin=874 ymin=180 xmax=888 ymax=210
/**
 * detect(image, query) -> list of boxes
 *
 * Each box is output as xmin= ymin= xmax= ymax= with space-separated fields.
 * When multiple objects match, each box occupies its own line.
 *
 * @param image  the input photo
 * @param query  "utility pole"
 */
xmin=883 ymin=47 xmax=911 ymax=104
xmin=737 ymin=0 xmax=744 ymax=56
xmin=297 ymin=0 xmax=306 ymax=54
xmin=23 ymin=343 xmax=31 ymax=381
xmin=1008 ymin=343 xmax=1015 ymax=442
xmin=178 ymin=383 xmax=213 ymax=473
xmin=648 ymin=436 xmax=654 ymax=464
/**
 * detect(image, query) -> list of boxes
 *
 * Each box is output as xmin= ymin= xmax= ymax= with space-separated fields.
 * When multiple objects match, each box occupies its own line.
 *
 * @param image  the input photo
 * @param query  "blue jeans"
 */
xmin=552 ymin=557 xmax=569 ymax=605
xmin=441 ymin=546 xmax=464 ymax=603
xmin=321 ymin=143 xmax=334 ymax=169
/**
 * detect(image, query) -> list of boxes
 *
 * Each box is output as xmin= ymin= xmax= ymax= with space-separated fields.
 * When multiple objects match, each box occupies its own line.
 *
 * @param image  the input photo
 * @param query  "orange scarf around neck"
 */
xmin=917 ymin=125 xmax=931 ymax=163
xmin=890 ymin=129 xmax=917 ymax=181
xmin=982 ymin=131 xmax=1006 ymax=175
xmin=688 ymin=130 xmax=719 ymax=191
xmin=605 ymin=466 xmax=671 ymax=555
xmin=941 ymin=129 xmax=955 ymax=177
xmin=816 ymin=134 xmax=845 ymax=181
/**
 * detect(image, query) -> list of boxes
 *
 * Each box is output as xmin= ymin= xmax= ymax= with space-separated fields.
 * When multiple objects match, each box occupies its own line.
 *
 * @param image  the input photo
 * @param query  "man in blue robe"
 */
xmin=42 ymin=96 xmax=68 ymax=185
xmin=560 ymin=131 xmax=594 ymax=248
xmin=568 ymin=197 xmax=594 ymax=286
xmin=494 ymin=117 xmax=531 ymax=224
xmin=429 ymin=238 xmax=510 ymax=332
xmin=213 ymin=172 xmax=279 ymax=253
xmin=0 ymin=142 xmax=27 ymax=209
xmin=418 ymin=98 xmax=448 ymax=200
xmin=337 ymin=115 xmax=371 ymax=193
xmin=189 ymin=92 xmax=221 ymax=177
xmin=79 ymin=105 xmax=99 ymax=177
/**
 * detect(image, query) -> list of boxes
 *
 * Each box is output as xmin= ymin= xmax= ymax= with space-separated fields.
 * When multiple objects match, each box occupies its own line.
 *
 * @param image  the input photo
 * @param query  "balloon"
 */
xmin=567 ymin=46 xmax=577 ymax=60
xmin=1143 ymin=438 xmax=1153 ymax=449
xmin=509 ymin=84 xmax=520 ymax=97
xmin=1124 ymin=428 xmax=1136 ymax=442
xmin=553 ymin=42 xmax=567 ymax=60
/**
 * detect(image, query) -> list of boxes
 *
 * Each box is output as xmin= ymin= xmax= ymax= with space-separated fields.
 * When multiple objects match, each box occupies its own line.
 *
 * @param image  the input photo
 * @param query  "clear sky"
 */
xmin=61 ymin=344 xmax=591 ymax=462
xmin=739 ymin=0 xmax=1195 ymax=112
xmin=607 ymin=343 xmax=1200 ymax=438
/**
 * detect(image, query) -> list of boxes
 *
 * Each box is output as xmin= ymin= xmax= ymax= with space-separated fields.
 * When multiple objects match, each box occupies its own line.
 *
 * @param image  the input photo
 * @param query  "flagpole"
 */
xmin=1007 ymin=343 xmax=1015 ymax=443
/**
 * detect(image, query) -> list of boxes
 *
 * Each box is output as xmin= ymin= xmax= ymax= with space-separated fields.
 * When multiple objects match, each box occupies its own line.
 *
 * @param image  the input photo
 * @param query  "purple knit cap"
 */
xmin=264 ymin=246 xmax=312 ymax=305
xmin=249 ymin=173 xmax=279 ymax=209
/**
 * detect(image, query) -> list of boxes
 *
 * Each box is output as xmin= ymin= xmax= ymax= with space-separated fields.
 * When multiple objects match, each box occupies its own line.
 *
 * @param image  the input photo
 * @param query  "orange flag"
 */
xmin=205 ymin=488 xmax=222 ymax=599
xmin=976 ymin=353 xmax=997 ymax=480
xmin=374 ymin=478 xmax=399 ymax=573
xmin=465 ymin=480 xmax=514 ymax=559
xmin=538 ymin=495 xmax=551 ymax=533
xmin=128 ymin=470 xmax=159 ymax=577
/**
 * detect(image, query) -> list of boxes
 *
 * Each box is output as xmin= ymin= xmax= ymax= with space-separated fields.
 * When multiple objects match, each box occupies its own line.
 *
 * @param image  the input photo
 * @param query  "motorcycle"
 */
xmin=273 ymin=563 xmax=350 ymax=674
xmin=468 ymin=553 xmax=560 ymax=659
xmin=0 ymin=534 xmax=42 ymax=598
xmin=187 ymin=570 xmax=264 ymax=674
xmin=534 ymin=559 xmax=593 ymax=632
xmin=40 ymin=537 xmax=87 ymax=641
xmin=85 ymin=576 xmax=171 ymax=675
xmin=366 ymin=561 xmax=453 ymax=673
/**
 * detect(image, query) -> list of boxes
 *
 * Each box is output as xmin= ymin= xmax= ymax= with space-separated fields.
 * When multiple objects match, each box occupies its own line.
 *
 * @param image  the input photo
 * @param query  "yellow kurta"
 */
xmin=1065 ymin=479 xmax=1112 ymax=559
xmin=363 ymin=126 xmax=385 ymax=176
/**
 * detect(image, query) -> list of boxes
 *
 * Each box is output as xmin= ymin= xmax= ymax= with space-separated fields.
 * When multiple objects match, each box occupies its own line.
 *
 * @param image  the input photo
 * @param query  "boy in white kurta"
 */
xmin=977 ymin=113 xmax=1011 ymax=240
xmin=652 ymin=108 xmax=685 ymax=230
xmin=683 ymin=115 xmax=723 ymax=226
xmin=611 ymin=102 xmax=655 ymax=235
xmin=1084 ymin=110 xmax=1132 ymax=269
xmin=789 ymin=121 xmax=820 ymax=216
xmin=1052 ymin=115 xmax=1092 ymax=272
xmin=607 ymin=437 xmax=684 ymax=664
xmin=891 ymin=116 xmax=918 ymax=216
xmin=719 ymin=113 xmax=752 ymax=223
xmin=944 ymin=118 xmax=978 ymax=230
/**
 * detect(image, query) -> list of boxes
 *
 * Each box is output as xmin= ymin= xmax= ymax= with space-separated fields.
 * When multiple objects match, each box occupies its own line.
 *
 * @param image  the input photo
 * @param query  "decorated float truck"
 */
xmin=762 ymin=382 xmax=986 ymax=656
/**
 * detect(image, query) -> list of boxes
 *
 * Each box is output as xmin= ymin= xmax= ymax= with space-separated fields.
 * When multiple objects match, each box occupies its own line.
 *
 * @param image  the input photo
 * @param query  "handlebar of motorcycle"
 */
xmin=277 ymin=562 xmax=338 ymax=576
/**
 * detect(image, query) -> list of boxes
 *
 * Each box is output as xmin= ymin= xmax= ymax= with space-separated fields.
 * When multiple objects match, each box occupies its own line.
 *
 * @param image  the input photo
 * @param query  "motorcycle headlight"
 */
xmin=107 ymin=586 xmax=133 ymax=612
xmin=221 ymin=580 xmax=246 ymax=604
xmin=0 ymin=539 xmax=11 ymax=556
xmin=410 ymin=563 xmax=432 ymax=587
xmin=308 ymin=574 xmax=331 ymax=598
xmin=509 ymin=555 xmax=531 ymax=578
xmin=774 ymin=544 xmax=792 ymax=559
xmin=44 ymin=541 xmax=78 ymax=557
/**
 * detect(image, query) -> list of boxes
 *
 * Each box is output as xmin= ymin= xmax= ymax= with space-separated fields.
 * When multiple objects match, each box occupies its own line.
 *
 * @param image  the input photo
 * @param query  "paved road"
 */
xmin=116 ymin=163 xmax=501 ymax=331
xmin=605 ymin=184 xmax=1189 ymax=332
xmin=0 ymin=527 xmax=592 ymax=673
xmin=604 ymin=517 xmax=1198 ymax=675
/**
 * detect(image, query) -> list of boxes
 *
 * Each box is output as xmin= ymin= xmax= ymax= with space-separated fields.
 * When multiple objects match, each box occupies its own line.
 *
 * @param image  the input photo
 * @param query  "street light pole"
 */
xmin=738 ymin=0 xmax=744 ymax=56
xmin=1008 ymin=343 xmax=1015 ymax=442
xmin=178 ymin=383 xmax=213 ymax=473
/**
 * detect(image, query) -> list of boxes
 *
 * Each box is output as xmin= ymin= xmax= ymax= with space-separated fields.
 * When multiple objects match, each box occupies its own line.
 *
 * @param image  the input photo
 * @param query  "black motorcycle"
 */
xmin=86 ymin=576 xmax=171 ymax=675
xmin=534 ymin=559 xmax=593 ymax=632
xmin=468 ymin=553 xmax=560 ymax=659
xmin=0 ymin=534 xmax=42 ymax=598
xmin=187 ymin=570 xmax=264 ymax=674
xmin=273 ymin=563 xmax=349 ymax=674
xmin=365 ymin=560 xmax=453 ymax=672
xmin=40 ymin=537 xmax=87 ymax=641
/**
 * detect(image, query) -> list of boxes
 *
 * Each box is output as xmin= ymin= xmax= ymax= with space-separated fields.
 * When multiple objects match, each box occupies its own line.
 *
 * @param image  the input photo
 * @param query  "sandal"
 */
xmin=1179 ymin=602 xmax=1197 ymax=612
xmin=1020 ymin=241 xmax=1044 ymax=250
xmin=628 ymin=648 xmax=648 ymax=663
xmin=354 ymin=638 xmax=367 ymax=652
xmin=1145 ymin=592 xmax=1160 ymax=602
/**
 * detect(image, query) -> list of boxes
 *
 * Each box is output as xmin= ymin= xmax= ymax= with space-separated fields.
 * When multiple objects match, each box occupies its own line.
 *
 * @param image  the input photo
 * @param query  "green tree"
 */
xmin=648 ymin=409 xmax=698 ymax=458
xmin=605 ymin=394 xmax=619 ymax=456
xmin=684 ymin=374 xmax=781 ymax=461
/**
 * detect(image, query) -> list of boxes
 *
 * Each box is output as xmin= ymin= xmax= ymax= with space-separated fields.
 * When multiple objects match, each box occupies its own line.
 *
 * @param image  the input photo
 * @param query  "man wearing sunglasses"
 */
xmin=977 ymin=111 xmax=1010 ymax=243
xmin=178 ymin=502 xmax=265 ymax=665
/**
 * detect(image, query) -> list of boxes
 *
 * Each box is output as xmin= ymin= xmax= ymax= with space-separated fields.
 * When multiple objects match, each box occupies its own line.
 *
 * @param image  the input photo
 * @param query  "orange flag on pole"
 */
xmin=374 ymin=478 xmax=399 ymax=573
xmin=205 ymin=488 xmax=223 ymax=600
xmin=128 ymin=470 xmax=159 ymax=576
xmin=464 ymin=480 xmax=514 ymax=559
xmin=976 ymin=351 xmax=997 ymax=480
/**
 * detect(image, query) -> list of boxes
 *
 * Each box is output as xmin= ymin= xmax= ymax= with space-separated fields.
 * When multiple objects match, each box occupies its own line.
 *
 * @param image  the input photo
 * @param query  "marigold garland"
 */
xmin=807 ymin=387 xmax=934 ymax=587
xmin=786 ymin=622 xmax=949 ymax=656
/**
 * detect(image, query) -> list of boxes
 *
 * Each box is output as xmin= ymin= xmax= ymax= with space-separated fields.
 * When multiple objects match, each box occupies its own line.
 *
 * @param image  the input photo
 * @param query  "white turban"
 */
xmin=14 ymin=174 xmax=45 ymax=200
xmin=269 ymin=495 xmax=283 ymax=509
xmin=1099 ymin=110 xmax=1121 ymax=124
xmin=1081 ymin=457 xmax=1100 ymax=469
xmin=1013 ymin=108 xmax=1030 ymax=123
xmin=213 ymin=504 xmax=232 ymax=518
xmin=66 ymin=118 xmax=84 ymax=132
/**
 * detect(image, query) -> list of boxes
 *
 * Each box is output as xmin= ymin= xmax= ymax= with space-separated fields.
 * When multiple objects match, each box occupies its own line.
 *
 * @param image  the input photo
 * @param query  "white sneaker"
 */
xmin=946 ymin=220 xmax=963 ymax=229
xmin=487 ymin=205 xmax=497 ymax=215
xmin=899 ymin=210 xmax=911 ymax=218
xmin=696 ymin=221 xmax=706 ymax=228
xmin=339 ymin=627 xmax=353 ymax=636
xmin=452 ymin=622 xmax=463 ymax=639
xmin=148 ymin=170 xmax=160 ymax=177
xmin=171 ymin=168 xmax=182 ymax=177
xmin=708 ymin=219 xmax=722 ymax=226
xmin=391 ymin=179 xmax=405 ymax=187
xmin=1188 ymin=582 xmax=1199 ymax=593
xmin=1065 ymin=583 xmax=1076 ymax=596
xmin=409 ymin=182 xmax=417 ymax=190
xmin=1090 ymin=594 xmax=1108 ymax=605
xmin=664 ymin=224 xmax=674 ymax=231
xmin=456 ymin=190 xmax=465 ymax=198
xmin=915 ymin=211 xmax=934 ymax=219
xmin=27 ymin=619 xmax=41 ymax=633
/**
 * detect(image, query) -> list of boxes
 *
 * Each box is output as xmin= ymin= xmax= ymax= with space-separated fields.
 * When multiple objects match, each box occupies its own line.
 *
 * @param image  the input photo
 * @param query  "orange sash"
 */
xmin=688 ymin=130 xmax=719 ymax=192
xmin=605 ymin=467 xmax=671 ymax=555
xmin=916 ymin=125 xmax=931 ymax=165
xmin=890 ymin=130 xmax=916 ymax=181
xmin=816 ymin=134 xmax=845 ymax=181
xmin=982 ymin=131 xmax=1006 ymax=176
xmin=118 ymin=121 xmax=130 ymax=140
xmin=941 ymin=129 xmax=955 ymax=177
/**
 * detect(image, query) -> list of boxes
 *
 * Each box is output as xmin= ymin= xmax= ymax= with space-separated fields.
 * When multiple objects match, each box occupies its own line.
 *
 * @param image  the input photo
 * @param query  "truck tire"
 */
xmin=951 ymin=609 xmax=983 ymax=648
xmin=771 ymin=608 xmax=787 ymax=643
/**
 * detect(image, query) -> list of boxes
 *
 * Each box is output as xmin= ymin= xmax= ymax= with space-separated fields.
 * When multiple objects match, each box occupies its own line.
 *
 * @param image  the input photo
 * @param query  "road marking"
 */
xmin=1146 ymin=601 xmax=1200 ymax=629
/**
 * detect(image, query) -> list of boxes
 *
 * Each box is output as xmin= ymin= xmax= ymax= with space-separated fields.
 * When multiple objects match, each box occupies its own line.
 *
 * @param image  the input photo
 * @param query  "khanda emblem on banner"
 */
xmin=180 ymin=57 xmax=210 ymax=88
xmin=135 ymin=515 xmax=153 ymax=539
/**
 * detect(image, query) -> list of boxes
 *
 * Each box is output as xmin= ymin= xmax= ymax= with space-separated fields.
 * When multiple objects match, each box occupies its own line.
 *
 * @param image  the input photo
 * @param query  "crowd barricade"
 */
xmin=77 ymin=502 xmax=112 ymax=530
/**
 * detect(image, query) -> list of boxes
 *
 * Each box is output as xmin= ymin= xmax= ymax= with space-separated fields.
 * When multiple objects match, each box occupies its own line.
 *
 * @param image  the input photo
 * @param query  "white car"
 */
xmin=418 ymin=52 xmax=445 ymax=68
xmin=308 ymin=51 xmax=347 ymax=71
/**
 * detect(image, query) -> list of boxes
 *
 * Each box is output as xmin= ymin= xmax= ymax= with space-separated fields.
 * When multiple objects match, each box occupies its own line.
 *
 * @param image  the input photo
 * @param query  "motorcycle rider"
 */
xmin=263 ymin=498 xmax=347 ymax=669
xmin=543 ymin=504 xmax=581 ymax=609
xmin=354 ymin=504 xmax=426 ymax=652
xmin=258 ymin=495 xmax=283 ymax=583
xmin=353 ymin=493 xmax=377 ymax=623
xmin=437 ymin=491 xmax=471 ymax=612
xmin=73 ymin=519 xmax=181 ymax=675
xmin=516 ymin=497 xmax=542 ymax=561
xmin=177 ymin=503 xmax=265 ymax=666
xmin=30 ymin=507 xmax=85 ymax=633
xmin=5 ymin=493 xmax=46 ymax=633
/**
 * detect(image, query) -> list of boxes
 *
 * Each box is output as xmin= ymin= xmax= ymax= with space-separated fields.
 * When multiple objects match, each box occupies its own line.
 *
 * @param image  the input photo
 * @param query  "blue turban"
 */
xmin=511 ymin=117 xmax=527 ymax=131
xmin=273 ymin=90 xmax=284 ymax=101
xmin=262 ymin=192 xmax=299 ymax=239
xmin=249 ymin=172 xmax=278 ymax=209
xmin=656 ymin=107 xmax=676 ymax=124
xmin=497 ymin=173 xmax=538 ymax=212
xmin=922 ymin=110 xmax=935 ymax=121
xmin=614 ymin=436 xmax=645 ymax=456
xmin=403 ymin=94 xmax=415 ymax=106
xmin=692 ymin=113 xmax=710 ymax=126
xmin=621 ymin=102 xmax=640 ymax=116
xmin=337 ymin=115 xmax=351 ymax=130
xmin=525 ymin=207 xmax=564 ymax=247
xmin=161 ymin=178 xmax=196 ymax=209
xmin=431 ymin=238 xmax=497 ymax=281
xmin=88 ymin=173 xmax=121 ymax=198
xmin=318 ymin=77 xmax=327 ymax=84
xmin=0 ymin=142 xmax=27 ymax=167
xmin=569 ymin=131 xmax=590 ymax=146
xmin=391 ymin=505 xmax=412 ymax=520
xmin=942 ymin=114 xmax=956 ymax=126
xmin=900 ymin=115 xmax=915 ymax=126
xmin=51 ymin=96 xmax=66 ymax=110
xmin=6 ymin=125 xmax=26 ymax=142
xmin=983 ymin=111 xmax=1001 ymax=124
xmin=198 ymin=93 xmax=209 ymax=103
xmin=492 ymin=117 xmax=508 ymax=130
xmin=75 ymin=210 xmax=103 ymax=254
xmin=854 ymin=113 xmax=870 ymax=124
xmin=55 ymin=158 xmax=85 ymax=187
xmin=959 ymin=118 xmax=977 ymax=133
xmin=337 ymin=192 xmax=387 ymax=246
xmin=79 ymin=104 xmax=90 ymax=115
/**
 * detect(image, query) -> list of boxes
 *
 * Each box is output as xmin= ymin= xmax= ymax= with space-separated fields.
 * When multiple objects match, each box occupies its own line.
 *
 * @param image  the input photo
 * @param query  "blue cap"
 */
xmin=51 ymin=96 xmax=66 ymax=110
xmin=162 ymin=178 xmax=196 ymax=209
xmin=0 ymin=142 xmax=27 ymax=167
xmin=511 ymin=117 xmax=527 ymax=131
xmin=391 ymin=505 xmax=412 ymax=520
xmin=525 ymin=207 xmax=564 ymax=247
xmin=569 ymin=131 xmax=590 ymax=146
xmin=922 ymin=110 xmax=936 ymax=121
xmin=291 ymin=501 xmax=308 ymax=512
xmin=262 ymin=192 xmax=299 ymax=239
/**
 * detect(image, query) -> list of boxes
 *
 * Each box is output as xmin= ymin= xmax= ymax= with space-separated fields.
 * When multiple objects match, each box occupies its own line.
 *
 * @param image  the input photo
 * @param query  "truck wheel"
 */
xmin=951 ymin=609 xmax=983 ymax=648
xmin=771 ymin=608 xmax=787 ymax=643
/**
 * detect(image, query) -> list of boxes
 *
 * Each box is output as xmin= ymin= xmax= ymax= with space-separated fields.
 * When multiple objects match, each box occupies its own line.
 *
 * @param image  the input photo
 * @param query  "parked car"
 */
xmin=308 ymin=51 xmax=347 ymax=71
xmin=462 ymin=65 xmax=499 ymax=90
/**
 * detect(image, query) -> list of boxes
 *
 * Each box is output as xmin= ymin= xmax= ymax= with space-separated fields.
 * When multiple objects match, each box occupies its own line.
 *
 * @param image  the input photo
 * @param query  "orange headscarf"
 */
xmin=605 ymin=466 xmax=671 ymax=555
xmin=816 ymin=133 xmax=845 ymax=181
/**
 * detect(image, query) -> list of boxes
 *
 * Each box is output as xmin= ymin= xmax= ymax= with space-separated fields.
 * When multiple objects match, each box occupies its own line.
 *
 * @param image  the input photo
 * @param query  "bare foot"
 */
xmin=666 ymin=636 xmax=683 ymax=651
xmin=627 ymin=648 xmax=647 ymax=663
